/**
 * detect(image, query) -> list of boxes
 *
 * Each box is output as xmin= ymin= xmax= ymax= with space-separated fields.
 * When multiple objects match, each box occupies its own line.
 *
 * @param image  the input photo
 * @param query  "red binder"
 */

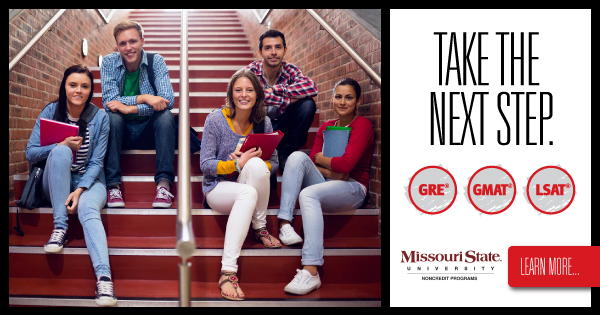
xmin=239 ymin=130 xmax=284 ymax=160
xmin=40 ymin=118 xmax=79 ymax=162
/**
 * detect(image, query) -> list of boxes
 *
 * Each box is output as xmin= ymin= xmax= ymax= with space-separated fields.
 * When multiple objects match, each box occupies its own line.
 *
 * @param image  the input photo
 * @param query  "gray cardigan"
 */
xmin=200 ymin=109 xmax=278 ymax=197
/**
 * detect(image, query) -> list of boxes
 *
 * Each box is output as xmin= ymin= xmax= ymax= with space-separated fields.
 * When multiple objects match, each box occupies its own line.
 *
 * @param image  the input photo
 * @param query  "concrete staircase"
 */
xmin=9 ymin=9 xmax=381 ymax=307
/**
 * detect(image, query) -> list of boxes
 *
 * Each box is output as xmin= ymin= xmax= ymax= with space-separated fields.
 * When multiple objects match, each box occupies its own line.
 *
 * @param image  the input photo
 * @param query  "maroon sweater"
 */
xmin=309 ymin=116 xmax=375 ymax=189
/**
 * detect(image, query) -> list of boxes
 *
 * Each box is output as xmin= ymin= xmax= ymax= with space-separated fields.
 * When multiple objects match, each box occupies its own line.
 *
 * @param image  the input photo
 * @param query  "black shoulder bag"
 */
xmin=14 ymin=160 xmax=48 ymax=236
xmin=15 ymin=104 xmax=98 ymax=236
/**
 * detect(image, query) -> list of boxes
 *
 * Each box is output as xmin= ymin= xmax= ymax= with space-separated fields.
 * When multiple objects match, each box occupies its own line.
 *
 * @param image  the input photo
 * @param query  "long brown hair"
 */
xmin=223 ymin=69 xmax=266 ymax=124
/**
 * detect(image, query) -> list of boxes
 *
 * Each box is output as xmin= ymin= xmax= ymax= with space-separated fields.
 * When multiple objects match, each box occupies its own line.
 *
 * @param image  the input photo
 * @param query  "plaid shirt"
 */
xmin=244 ymin=60 xmax=318 ymax=115
xmin=100 ymin=49 xmax=175 ymax=116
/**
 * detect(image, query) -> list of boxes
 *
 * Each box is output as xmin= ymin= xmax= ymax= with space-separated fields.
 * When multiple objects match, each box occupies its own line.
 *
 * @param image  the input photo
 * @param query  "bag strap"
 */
xmin=74 ymin=103 xmax=98 ymax=138
xmin=146 ymin=53 xmax=157 ymax=95
xmin=14 ymin=207 xmax=24 ymax=236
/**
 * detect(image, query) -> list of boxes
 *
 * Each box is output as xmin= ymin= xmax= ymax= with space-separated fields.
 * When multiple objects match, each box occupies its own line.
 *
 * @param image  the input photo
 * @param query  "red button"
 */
xmin=508 ymin=246 xmax=600 ymax=287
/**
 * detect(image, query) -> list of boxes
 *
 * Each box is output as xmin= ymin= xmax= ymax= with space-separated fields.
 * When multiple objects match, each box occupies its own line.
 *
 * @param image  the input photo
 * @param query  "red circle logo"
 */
xmin=408 ymin=166 xmax=457 ymax=215
xmin=467 ymin=166 xmax=516 ymax=215
xmin=526 ymin=166 xmax=575 ymax=215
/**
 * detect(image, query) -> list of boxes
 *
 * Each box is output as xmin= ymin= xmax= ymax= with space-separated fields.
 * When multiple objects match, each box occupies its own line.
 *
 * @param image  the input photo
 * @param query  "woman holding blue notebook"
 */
xmin=277 ymin=77 xmax=375 ymax=295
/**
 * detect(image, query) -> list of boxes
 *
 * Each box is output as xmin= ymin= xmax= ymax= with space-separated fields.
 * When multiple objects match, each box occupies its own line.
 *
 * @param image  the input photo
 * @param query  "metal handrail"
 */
xmin=9 ymin=9 xmax=66 ymax=72
xmin=95 ymin=9 xmax=117 ymax=24
xmin=176 ymin=9 xmax=194 ymax=307
xmin=252 ymin=9 xmax=271 ymax=24
xmin=305 ymin=9 xmax=381 ymax=88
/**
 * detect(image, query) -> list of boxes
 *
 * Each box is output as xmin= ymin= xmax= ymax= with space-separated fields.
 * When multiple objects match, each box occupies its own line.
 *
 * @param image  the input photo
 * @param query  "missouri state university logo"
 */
xmin=406 ymin=165 xmax=457 ymax=215
xmin=465 ymin=165 xmax=516 ymax=215
xmin=524 ymin=165 xmax=576 ymax=215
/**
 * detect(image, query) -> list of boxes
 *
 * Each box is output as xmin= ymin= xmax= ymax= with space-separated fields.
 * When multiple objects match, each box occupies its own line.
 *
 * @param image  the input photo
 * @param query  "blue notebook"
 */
xmin=322 ymin=129 xmax=350 ymax=158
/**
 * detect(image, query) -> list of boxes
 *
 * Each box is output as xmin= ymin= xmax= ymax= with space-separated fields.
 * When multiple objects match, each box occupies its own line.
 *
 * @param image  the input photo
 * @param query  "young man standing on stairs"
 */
xmin=101 ymin=20 xmax=176 ymax=208
xmin=244 ymin=30 xmax=318 ymax=174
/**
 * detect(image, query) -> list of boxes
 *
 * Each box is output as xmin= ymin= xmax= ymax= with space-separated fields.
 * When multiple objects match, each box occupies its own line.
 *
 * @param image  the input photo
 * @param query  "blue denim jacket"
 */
xmin=25 ymin=102 xmax=110 ymax=189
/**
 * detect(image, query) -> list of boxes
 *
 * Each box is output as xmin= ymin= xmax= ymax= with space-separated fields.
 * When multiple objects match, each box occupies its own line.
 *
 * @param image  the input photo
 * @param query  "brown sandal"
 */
xmin=218 ymin=271 xmax=244 ymax=301
xmin=254 ymin=227 xmax=282 ymax=248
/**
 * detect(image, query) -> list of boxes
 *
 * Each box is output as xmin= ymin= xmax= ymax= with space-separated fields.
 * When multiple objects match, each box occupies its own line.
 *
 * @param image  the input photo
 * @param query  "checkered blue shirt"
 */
xmin=100 ymin=49 xmax=174 ymax=116
xmin=244 ymin=60 xmax=318 ymax=115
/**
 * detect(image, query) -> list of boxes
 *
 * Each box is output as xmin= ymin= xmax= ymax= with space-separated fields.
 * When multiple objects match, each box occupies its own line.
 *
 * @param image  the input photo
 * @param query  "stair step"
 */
xmin=141 ymin=50 xmax=254 ymax=57
xmin=12 ymin=171 xmax=324 ymax=204
xmin=144 ymin=32 xmax=248 ymax=38
xmin=164 ymin=58 xmax=255 ymax=66
xmin=94 ymin=78 xmax=231 ymax=93
xmin=91 ymin=65 xmax=243 ymax=80
xmin=144 ymin=43 xmax=252 ymax=51
xmin=145 ymin=37 xmax=248 ymax=42
xmin=143 ymin=26 xmax=245 ymax=32
xmin=9 ymin=233 xmax=381 ymax=249
xmin=9 ymin=206 xmax=379 ymax=239
xmin=137 ymin=22 xmax=243 ymax=28
xmin=9 ymin=279 xmax=381 ymax=306
xmin=133 ymin=17 xmax=241 ymax=22
xmin=9 ymin=251 xmax=380 ymax=283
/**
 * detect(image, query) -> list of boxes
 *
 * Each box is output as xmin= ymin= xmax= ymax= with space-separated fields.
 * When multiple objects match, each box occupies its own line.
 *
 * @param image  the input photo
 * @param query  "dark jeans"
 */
xmin=105 ymin=109 xmax=176 ymax=187
xmin=271 ymin=97 xmax=317 ymax=160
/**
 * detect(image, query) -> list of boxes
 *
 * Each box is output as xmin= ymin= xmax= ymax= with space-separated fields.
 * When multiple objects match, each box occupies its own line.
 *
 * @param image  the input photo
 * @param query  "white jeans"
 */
xmin=205 ymin=157 xmax=270 ymax=272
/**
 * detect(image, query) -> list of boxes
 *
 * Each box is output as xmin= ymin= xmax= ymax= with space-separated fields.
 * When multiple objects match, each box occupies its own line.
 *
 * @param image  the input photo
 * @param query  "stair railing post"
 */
xmin=176 ymin=8 xmax=194 ymax=307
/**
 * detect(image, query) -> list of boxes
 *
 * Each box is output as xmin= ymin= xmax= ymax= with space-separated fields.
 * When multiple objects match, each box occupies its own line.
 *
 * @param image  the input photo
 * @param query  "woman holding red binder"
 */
xmin=277 ymin=77 xmax=375 ymax=295
xmin=199 ymin=69 xmax=282 ymax=300
xmin=25 ymin=65 xmax=116 ymax=305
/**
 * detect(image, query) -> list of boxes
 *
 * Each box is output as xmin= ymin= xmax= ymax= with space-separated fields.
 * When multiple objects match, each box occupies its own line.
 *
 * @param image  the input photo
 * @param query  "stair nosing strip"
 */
xmin=8 ymin=206 xmax=380 ymax=216
xmin=163 ymin=57 xmax=255 ymax=61
xmin=93 ymin=92 xmax=227 ymax=97
xmin=8 ymin=297 xmax=381 ymax=307
xmin=143 ymin=43 xmax=251 ymax=47
xmin=89 ymin=66 xmax=247 ymax=71
xmin=8 ymin=246 xmax=381 ymax=257
xmin=138 ymin=50 xmax=254 ymax=54
xmin=144 ymin=32 xmax=248 ymax=36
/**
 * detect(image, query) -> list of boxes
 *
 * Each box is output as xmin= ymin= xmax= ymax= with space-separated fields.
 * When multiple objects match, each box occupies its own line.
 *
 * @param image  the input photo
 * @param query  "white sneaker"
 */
xmin=95 ymin=275 xmax=117 ymax=306
xmin=44 ymin=228 xmax=67 ymax=253
xmin=284 ymin=269 xmax=321 ymax=295
xmin=279 ymin=224 xmax=303 ymax=245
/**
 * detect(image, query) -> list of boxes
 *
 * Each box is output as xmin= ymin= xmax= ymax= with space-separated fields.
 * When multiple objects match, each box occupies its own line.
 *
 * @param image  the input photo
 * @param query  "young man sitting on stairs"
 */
xmin=244 ymin=30 xmax=318 ymax=175
xmin=101 ymin=20 xmax=176 ymax=208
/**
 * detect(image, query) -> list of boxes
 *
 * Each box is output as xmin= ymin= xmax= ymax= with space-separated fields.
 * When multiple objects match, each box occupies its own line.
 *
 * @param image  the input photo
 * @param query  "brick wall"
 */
xmin=8 ymin=9 xmax=132 ymax=202
xmin=236 ymin=9 xmax=382 ymax=237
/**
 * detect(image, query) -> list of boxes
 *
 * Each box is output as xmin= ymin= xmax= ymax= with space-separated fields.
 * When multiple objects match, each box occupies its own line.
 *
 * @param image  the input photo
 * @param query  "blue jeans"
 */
xmin=278 ymin=151 xmax=366 ymax=266
xmin=271 ymin=97 xmax=317 ymax=160
xmin=42 ymin=145 xmax=111 ymax=278
xmin=104 ymin=109 xmax=176 ymax=187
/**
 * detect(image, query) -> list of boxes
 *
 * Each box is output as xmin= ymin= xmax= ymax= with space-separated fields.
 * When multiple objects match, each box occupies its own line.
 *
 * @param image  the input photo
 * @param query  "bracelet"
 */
xmin=235 ymin=158 xmax=241 ymax=172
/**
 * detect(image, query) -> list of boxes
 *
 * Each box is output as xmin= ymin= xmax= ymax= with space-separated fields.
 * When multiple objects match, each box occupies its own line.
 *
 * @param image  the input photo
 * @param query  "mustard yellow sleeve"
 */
xmin=265 ymin=161 xmax=272 ymax=172
xmin=217 ymin=160 xmax=237 ymax=175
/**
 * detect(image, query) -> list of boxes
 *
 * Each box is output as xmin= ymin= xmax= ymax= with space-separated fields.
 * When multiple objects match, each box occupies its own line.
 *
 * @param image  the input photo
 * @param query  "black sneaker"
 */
xmin=44 ymin=228 xmax=67 ymax=253
xmin=95 ymin=275 xmax=117 ymax=306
